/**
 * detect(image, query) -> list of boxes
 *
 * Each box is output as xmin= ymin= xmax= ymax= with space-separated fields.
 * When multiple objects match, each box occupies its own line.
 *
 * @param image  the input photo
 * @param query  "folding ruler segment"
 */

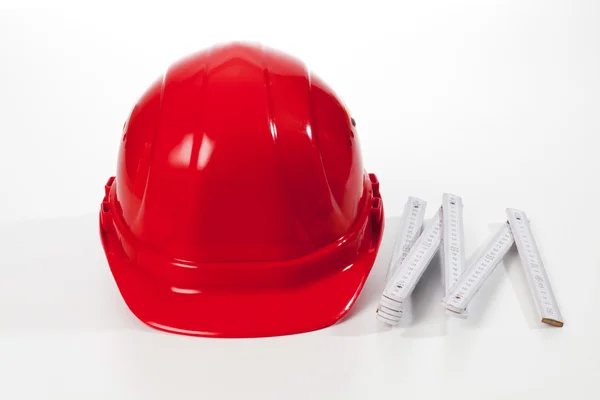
xmin=376 ymin=303 xmax=403 ymax=325
xmin=386 ymin=197 xmax=427 ymax=280
xmin=442 ymin=193 xmax=468 ymax=319
xmin=381 ymin=208 xmax=442 ymax=313
xmin=506 ymin=209 xmax=563 ymax=327
xmin=441 ymin=223 xmax=514 ymax=314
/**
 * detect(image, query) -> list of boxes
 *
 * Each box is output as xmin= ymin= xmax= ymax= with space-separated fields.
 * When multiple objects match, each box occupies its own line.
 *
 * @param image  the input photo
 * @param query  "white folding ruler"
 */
xmin=442 ymin=222 xmax=514 ymax=315
xmin=441 ymin=193 xmax=467 ymax=318
xmin=506 ymin=209 xmax=563 ymax=327
xmin=441 ymin=210 xmax=563 ymax=327
xmin=386 ymin=197 xmax=427 ymax=280
xmin=377 ymin=208 xmax=442 ymax=326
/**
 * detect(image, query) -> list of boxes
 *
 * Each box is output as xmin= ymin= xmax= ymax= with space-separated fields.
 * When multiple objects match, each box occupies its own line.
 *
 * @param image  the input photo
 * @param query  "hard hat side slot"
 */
xmin=367 ymin=172 xmax=383 ymax=246
xmin=100 ymin=176 xmax=116 ymax=234
xmin=370 ymin=196 xmax=383 ymax=241
xmin=369 ymin=173 xmax=380 ymax=198
xmin=105 ymin=176 xmax=115 ymax=197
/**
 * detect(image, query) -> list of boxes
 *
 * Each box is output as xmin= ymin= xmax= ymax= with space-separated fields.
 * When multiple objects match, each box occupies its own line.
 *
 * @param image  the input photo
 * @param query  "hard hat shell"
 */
xmin=99 ymin=43 xmax=384 ymax=338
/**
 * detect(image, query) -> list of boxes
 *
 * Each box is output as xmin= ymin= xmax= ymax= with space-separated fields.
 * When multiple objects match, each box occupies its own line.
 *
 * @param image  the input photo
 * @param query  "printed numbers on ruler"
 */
xmin=388 ymin=197 xmax=426 ymax=280
xmin=442 ymin=223 xmax=514 ymax=313
xmin=506 ymin=209 xmax=563 ymax=326
xmin=442 ymin=194 xmax=465 ymax=289
xmin=385 ymin=209 xmax=442 ymax=301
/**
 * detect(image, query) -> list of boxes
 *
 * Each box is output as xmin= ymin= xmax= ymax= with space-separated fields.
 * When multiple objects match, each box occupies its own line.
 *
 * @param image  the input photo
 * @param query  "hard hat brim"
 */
xmin=103 ymin=235 xmax=382 ymax=338
xmin=99 ymin=176 xmax=384 ymax=338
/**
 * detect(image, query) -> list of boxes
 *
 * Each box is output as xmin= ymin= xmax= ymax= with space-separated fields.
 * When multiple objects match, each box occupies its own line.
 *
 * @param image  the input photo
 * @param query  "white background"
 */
xmin=1 ymin=0 xmax=599 ymax=398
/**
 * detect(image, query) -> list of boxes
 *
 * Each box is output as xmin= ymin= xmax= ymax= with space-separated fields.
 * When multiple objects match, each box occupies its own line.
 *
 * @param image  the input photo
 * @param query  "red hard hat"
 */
xmin=99 ymin=43 xmax=384 ymax=338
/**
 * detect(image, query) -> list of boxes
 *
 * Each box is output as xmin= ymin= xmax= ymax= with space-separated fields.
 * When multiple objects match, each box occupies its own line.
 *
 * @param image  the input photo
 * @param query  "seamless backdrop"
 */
xmin=0 ymin=1 xmax=599 ymax=399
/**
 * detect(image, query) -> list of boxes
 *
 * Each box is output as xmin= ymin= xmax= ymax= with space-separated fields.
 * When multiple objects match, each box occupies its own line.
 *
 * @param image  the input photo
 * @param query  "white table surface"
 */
xmin=1 ymin=208 xmax=599 ymax=399
xmin=1 ymin=2 xmax=600 ymax=398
